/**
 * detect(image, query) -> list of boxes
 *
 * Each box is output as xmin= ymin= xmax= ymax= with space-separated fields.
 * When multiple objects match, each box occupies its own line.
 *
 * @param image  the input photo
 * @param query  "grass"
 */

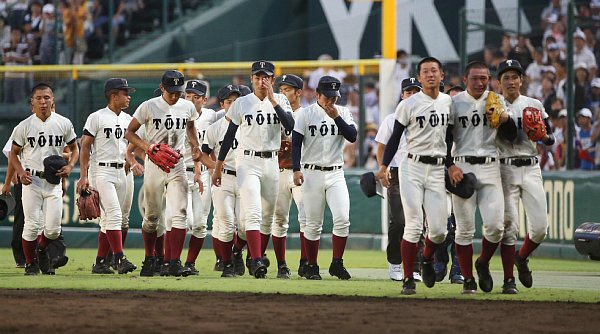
xmin=1 ymin=248 xmax=599 ymax=303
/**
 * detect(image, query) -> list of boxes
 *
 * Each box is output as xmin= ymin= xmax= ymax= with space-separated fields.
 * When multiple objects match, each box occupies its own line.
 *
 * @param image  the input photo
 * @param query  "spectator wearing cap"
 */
xmin=553 ymin=109 xmax=568 ymax=171
xmin=573 ymin=29 xmax=597 ymax=78
xmin=2 ymin=26 xmax=30 ymax=103
xmin=576 ymin=108 xmax=595 ymax=170
xmin=39 ymin=3 xmax=57 ymax=64
xmin=540 ymin=0 xmax=566 ymax=30
xmin=542 ymin=20 xmax=566 ymax=51
xmin=544 ymin=42 xmax=564 ymax=65
xmin=572 ymin=62 xmax=592 ymax=112
xmin=526 ymin=47 xmax=546 ymax=98
xmin=590 ymin=78 xmax=600 ymax=118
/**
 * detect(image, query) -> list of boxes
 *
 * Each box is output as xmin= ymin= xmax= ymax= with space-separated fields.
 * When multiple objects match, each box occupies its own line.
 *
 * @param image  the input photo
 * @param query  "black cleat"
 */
xmin=249 ymin=259 xmax=267 ymax=279
xmin=24 ymin=263 xmax=40 ymax=276
xmin=153 ymin=256 xmax=164 ymax=275
xmin=305 ymin=264 xmax=321 ymax=280
xmin=245 ymin=256 xmax=252 ymax=276
xmin=262 ymin=254 xmax=270 ymax=268
xmin=328 ymin=259 xmax=351 ymax=280
xmin=140 ymin=256 xmax=155 ymax=277
xmin=421 ymin=260 xmax=436 ymax=288
xmin=298 ymin=260 xmax=308 ymax=278
xmin=401 ymin=277 xmax=416 ymax=295
xmin=221 ymin=262 xmax=235 ymax=278
xmin=37 ymin=248 xmax=53 ymax=274
xmin=462 ymin=277 xmax=477 ymax=294
xmin=515 ymin=252 xmax=533 ymax=288
xmin=184 ymin=262 xmax=199 ymax=276
xmin=232 ymin=250 xmax=245 ymax=276
xmin=277 ymin=263 xmax=291 ymax=279
xmin=170 ymin=259 xmax=191 ymax=277
xmin=213 ymin=258 xmax=224 ymax=272
xmin=502 ymin=277 xmax=519 ymax=294
xmin=117 ymin=256 xmax=137 ymax=274
xmin=434 ymin=262 xmax=447 ymax=282
xmin=106 ymin=252 xmax=116 ymax=271
xmin=92 ymin=260 xmax=114 ymax=274
xmin=160 ymin=262 xmax=170 ymax=276
xmin=475 ymin=258 xmax=493 ymax=293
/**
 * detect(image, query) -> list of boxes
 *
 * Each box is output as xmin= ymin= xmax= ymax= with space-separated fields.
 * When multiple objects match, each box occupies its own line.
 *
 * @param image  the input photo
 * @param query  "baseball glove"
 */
xmin=76 ymin=188 xmax=100 ymax=220
xmin=147 ymin=143 xmax=182 ymax=173
xmin=278 ymin=140 xmax=292 ymax=169
xmin=485 ymin=91 xmax=504 ymax=128
xmin=522 ymin=107 xmax=547 ymax=141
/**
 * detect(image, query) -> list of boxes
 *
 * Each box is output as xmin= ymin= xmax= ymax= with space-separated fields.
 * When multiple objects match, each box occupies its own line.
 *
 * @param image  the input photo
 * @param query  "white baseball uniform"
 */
xmin=11 ymin=112 xmax=77 ymax=241
xmin=133 ymin=96 xmax=198 ymax=232
xmin=450 ymin=91 xmax=505 ymax=246
xmin=375 ymin=113 xmax=408 ymax=166
xmin=294 ymin=103 xmax=354 ymax=241
xmin=497 ymin=95 xmax=549 ymax=245
xmin=227 ymin=92 xmax=292 ymax=234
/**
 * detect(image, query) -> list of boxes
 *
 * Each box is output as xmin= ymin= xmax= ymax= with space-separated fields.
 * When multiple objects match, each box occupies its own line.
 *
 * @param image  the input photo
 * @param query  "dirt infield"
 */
xmin=1 ymin=289 xmax=598 ymax=333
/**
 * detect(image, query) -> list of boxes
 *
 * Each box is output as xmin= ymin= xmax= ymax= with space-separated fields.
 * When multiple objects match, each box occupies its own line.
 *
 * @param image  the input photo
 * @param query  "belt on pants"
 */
xmin=454 ymin=156 xmax=496 ymax=164
xmin=98 ymin=162 xmax=124 ymax=169
xmin=389 ymin=167 xmax=399 ymax=172
xmin=407 ymin=153 xmax=446 ymax=166
xmin=25 ymin=168 xmax=44 ymax=178
xmin=223 ymin=169 xmax=237 ymax=176
xmin=500 ymin=157 xmax=539 ymax=167
xmin=244 ymin=150 xmax=276 ymax=158
xmin=303 ymin=164 xmax=342 ymax=171
xmin=186 ymin=165 xmax=208 ymax=172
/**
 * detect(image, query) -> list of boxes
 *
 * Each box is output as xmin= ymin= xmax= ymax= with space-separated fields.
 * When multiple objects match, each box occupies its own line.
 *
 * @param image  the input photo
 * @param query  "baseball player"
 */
xmin=125 ymin=70 xmax=202 ymax=277
xmin=77 ymin=78 xmax=138 ymax=275
xmin=271 ymin=74 xmax=305 ymax=279
xmin=10 ymin=83 xmax=79 ymax=275
xmin=446 ymin=61 xmax=516 ymax=294
xmin=292 ymin=75 xmax=357 ymax=280
xmin=375 ymin=77 xmax=421 ymax=281
xmin=202 ymin=84 xmax=243 ymax=277
xmin=181 ymin=79 xmax=218 ymax=274
xmin=212 ymin=60 xmax=295 ymax=279
xmin=376 ymin=57 xmax=452 ymax=295
xmin=496 ymin=59 xmax=554 ymax=293
xmin=2 ymin=136 xmax=26 ymax=267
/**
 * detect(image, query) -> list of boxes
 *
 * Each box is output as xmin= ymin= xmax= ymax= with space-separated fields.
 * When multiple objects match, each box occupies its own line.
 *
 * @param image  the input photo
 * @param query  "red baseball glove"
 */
xmin=77 ymin=188 xmax=100 ymax=220
xmin=147 ymin=144 xmax=182 ymax=173
xmin=522 ymin=107 xmax=547 ymax=142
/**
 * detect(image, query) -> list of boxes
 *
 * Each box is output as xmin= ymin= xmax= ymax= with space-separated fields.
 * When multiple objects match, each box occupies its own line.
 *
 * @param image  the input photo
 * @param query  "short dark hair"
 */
xmin=31 ymin=83 xmax=53 ymax=96
xmin=464 ymin=61 xmax=489 ymax=76
xmin=417 ymin=57 xmax=443 ymax=74
xmin=104 ymin=89 xmax=121 ymax=101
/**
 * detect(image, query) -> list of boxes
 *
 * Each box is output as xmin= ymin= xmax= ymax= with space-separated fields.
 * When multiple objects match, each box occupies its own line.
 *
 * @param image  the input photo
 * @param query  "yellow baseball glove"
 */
xmin=485 ymin=91 xmax=504 ymax=128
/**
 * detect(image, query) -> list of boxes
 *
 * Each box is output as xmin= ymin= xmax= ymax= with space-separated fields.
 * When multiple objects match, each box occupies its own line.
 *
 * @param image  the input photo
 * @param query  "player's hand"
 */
xmin=194 ymin=171 xmax=204 ymax=193
xmin=375 ymin=165 xmax=391 ymax=188
xmin=293 ymin=171 xmax=304 ymax=186
xmin=18 ymin=170 xmax=32 ymax=185
xmin=323 ymin=100 xmax=339 ymax=119
xmin=76 ymin=176 xmax=89 ymax=193
xmin=447 ymin=164 xmax=464 ymax=186
xmin=1 ymin=182 xmax=11 ymax=195
xmin=56 ymin=164 xmax=73 ymax=177
xmin=131 ymin=163 xmax=144 ymax=177
xmin=264 ymin=77 xmax=277 ymax=106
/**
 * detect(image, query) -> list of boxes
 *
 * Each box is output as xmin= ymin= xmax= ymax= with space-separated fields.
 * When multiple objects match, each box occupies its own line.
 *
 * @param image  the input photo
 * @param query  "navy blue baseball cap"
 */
xmin=217 ymin=84 xmax=241 ymax=101
xmin=153 ymin=87 xmax=162 ymax=97
xmin=237 ymin=85 xmax=252 ymax=96
xmin=401 ymin=77 xmax=421 ymax=91
xmin=279 ymin=74 xmax=303 ymax=90
xmin=104 ymin=78 xmax=135 ymax=93
xmin=317 ymin=76 xmax=341 ymax=98
xmin=161 ymin=70 xmax=185 ymax=93
xmin=185 ymin=80 xmax=207 ymax=96
xmin=497 ymin=59 xmax=524 ymax=79
xmin=251 ymin=60 xmax=275 ymax=76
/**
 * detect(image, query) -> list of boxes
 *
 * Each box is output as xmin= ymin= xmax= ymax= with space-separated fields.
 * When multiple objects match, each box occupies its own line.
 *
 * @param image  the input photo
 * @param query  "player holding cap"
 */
xmin=292 ymin=75 xmax=357 ymax=280
xmin=10 ymin=83 xmax=79 ymax=275
xmin=125 ymin=70 xmax=203 ymax=277
xmin=496 ymin=59 xmax=554 ymax=293
xmin=212 ymin=60 xmax=295 ymax=278
xmin=77 ymin=78 xmax=138 ymax=274
xmin=376 ymin=57 xmax=453 ymax=295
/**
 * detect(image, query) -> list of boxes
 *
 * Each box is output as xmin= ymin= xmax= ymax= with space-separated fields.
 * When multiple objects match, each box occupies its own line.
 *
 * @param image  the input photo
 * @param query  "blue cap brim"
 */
xmin=164 ymin=85 xmax=184 ymax=93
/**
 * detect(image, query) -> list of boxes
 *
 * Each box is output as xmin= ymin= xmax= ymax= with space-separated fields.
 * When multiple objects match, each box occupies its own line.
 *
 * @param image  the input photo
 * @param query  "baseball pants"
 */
xmin=273 ymin=168 xmax=304 ymax=238
xmin=142 ymin=161 xmax=188 ymax=232
xmin=22 ymin=175 xmax=62 ymax=241
xmin=212 ymin=172 xmax=244 ymax=242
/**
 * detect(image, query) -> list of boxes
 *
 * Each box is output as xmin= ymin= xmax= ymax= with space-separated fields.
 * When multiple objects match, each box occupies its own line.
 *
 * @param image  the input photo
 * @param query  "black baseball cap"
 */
xmin=401 ymin=77 xmax=421 ymax=91
xmin=279 ymin=74 xmax=303 ymax=90
xmin=161 ymin=70 xmax=185 ymax=93
xmin=497 ymin=59 xmax=524 ymax=79
xmin=153 ymin=87 xmax=162 ymax=97
xmin=185 ymin=79 xmax=207 ymax=96
xmin=251 ymin=60 xmax=275 ymax=76
xmin=217 ymin=84 xmax=241 ymax=101
xmin=317 ymin=76 xmax=341 ymax=98
xmin=104 ymin=78 xmax=135 ymax=93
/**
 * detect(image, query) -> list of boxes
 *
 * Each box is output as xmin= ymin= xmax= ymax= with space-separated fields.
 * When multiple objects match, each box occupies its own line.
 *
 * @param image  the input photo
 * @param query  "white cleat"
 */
xmin=413 ymin=272 xmax=423 ymax=282
xmin=388 ymin=262 xmax=403 ymax=281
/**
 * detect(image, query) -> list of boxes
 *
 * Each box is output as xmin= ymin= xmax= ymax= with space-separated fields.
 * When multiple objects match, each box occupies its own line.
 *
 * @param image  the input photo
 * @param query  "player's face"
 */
xmin=317 ymin=93 xmax=337 ymax=107
xmin=401 ymin=87 xmax=420 ymax=99
xmin=464 ymin=67 xmax=490 ymax=99
xmin=185 ymin=92 xmax=206 ymax=110
xmin=161 ymin=86 xmax=182 ymax=106
xmin=251 ymin=73 xmax=274 ymax=93
xmin=279 ymin=84 xmax=300 ymax=105
xmin=31 ymin=88 xmax=54 ymax=119
xmin=115 ymin=90 xmax=131 ymax=110
xmin=418 ymin=62 xmax=444 ymax=91
xmin=500 ymin=70 xmax=522 ymax=98
xmin=220 ymin=94 xmax=240 ymax=112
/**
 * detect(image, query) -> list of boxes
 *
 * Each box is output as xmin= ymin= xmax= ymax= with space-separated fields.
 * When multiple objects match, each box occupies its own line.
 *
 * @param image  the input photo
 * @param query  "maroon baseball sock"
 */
xmin=332 ymin=235 xmax=347 ymax=260
xmin=305 ymin=238 xmax=320 ymax=264
xmin=212 ymin=236 xmax=221 ymax=259
xmin=518 ymin=234 xmax=540 ymax=259
xmin=500 ymin=243 xmax=516 ymax=280
xmin=401 ymin=240 xmax=418 ymax=279
xmin=233 ymin=233 xmax=247 ymax=251
xmin=163 ymin=231 xmax=172 ymax=262
xmin=260 ymin=233 xmax=270 ymax=255
xmin=299 ymin=232 xmax=307 ymax=261
xmin=121 ymin=228 xmax=128 ymax=245
xmin=38 ymin=232 xmax=52 ymax=249
xmin=272 ymin=236 xmax=286 ymax=263
xmin=97 ymin=232 xmax=110 ymax=258
xmin=142 ymin=230 xmax=157 ymax=257
xmin=169 ymin=228 xmax=186 ymax=260
xmin=186 ymin=236 xmax=204 ymax=264
xmin=221 ymin=240 xmax=234 ymax=262
xmin=154 ymin=235 xmax=165 ymax=258
xmin=479 ymin=237 xmax=499 ymax=263
xmin=421 ymin=237 xmax=440 ymax=261
xmin=22 ymin=239 xmax=37 ymax=265
xmin=106 ymin=230 xmax=124 ymax=255
xmin=245 ymin=230 xmax=262 ymax=260
xmin=455 ymin=243 xmax=474 ymax=279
